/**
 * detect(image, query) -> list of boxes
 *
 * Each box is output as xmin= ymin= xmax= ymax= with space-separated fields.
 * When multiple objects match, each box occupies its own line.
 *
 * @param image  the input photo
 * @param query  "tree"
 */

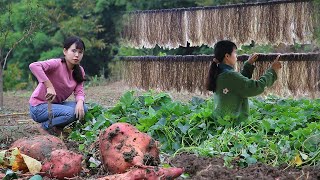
xmin=0 ymin=0 xmax=47 ymax=109
xmin=2 ymin=0 xmax=107 ymax=94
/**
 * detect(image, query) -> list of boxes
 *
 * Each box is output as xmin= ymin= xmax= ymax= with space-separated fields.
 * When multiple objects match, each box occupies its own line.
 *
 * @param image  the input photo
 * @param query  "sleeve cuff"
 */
xmin=268 ymin=68 xmax=278 ymax=80
xmin=244 ymin=61 xmax=255 ymax=69
xmin=76 ymin=96 xmax=85 ymax=102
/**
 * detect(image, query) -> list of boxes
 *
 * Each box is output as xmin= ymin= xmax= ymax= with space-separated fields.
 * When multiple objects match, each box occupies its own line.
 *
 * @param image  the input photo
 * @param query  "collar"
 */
xmin=218 ymin=63 xmax=234 ymax=72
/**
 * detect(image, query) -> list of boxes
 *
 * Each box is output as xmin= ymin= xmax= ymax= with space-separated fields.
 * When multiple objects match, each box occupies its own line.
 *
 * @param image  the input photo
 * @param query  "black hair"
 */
xmin=206 ymin=40 xmax=237 ymax=92
xmin=61 ymin=36 xmax=86 ymax=83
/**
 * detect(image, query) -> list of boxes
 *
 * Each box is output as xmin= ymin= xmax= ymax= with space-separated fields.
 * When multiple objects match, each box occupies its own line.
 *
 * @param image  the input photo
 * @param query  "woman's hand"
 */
xmin=45 ymin=86 xmax=56 ymax=102
xmin=75 ymin=100 xmax=85 ymax=120
xmin=248 ymin=53 xmax=259 ymax=64
xmin=271 ymin=55 xmax=282 ymax=73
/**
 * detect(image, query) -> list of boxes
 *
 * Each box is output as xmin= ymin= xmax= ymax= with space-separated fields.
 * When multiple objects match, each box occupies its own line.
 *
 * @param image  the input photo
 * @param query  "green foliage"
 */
xmin=2 ymin=0 xmax=319 ymax=90
xmin=1 ymin=0 xmax=107 ymax=85
xmin=70 ymin=91 xmax=320 ymax=167
xmin=0 ymin=0 xmax=48 ymax=49
xmin=3 ymin=63 xmax=28 ymax=91
xmin=195 ymin=0 xmax=247 ymax=6
xmin=238 ymin=44 xmax=274 ymax=55
xmin=85 ymin=75 xmax=106 ymax=87
xmin=117 ymin=46 xmax=153 ymax=56
xmin=117 ymin=44 xmax=215 ymax=56
xmin=33 ymin=32 xmax=50 ymax=49
xmin=39 ymin=47 xmax=62 ymax=60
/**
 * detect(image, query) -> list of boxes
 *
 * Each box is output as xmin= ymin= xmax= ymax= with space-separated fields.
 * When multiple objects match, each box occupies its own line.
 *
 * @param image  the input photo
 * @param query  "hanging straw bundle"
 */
xmin=122 ymin=0 xmax=316 ymax=49
xmin=117 ymin=53 xmax=320 ymax=98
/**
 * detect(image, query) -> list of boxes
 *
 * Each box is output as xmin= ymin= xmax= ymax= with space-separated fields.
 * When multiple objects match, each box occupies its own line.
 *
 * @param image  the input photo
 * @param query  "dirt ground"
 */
xmin=0 ymin=81 xmax=319 ymax=180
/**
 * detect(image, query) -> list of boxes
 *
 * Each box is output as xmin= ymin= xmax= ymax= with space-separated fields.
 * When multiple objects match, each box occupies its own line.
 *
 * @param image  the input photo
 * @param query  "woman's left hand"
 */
xmin=75 ymin=100 xmax=85 ymax=120
xmin=248 ymin=53 xmax=259 ymax=64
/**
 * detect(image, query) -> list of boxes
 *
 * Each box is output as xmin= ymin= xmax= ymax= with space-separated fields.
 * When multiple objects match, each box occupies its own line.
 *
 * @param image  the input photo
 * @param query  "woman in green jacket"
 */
xmin=206 ymin=40 xmax=282 ymax=121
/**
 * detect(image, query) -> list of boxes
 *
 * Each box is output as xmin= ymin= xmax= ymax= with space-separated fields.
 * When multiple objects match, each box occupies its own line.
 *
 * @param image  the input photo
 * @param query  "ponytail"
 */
xmin=73 ymin=64 xmax=85 ymax=83
xmin=61 ymin=58 xmax=85 ymax=83
xmin=206 ymin=61 xmax=219 ymax=92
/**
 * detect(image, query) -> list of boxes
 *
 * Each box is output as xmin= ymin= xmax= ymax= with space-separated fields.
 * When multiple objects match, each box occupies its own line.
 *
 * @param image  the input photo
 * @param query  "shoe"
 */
xmin=36 ymin=124 xmax=64 ymax=136
xmin=36 ymin=124 xmax=50 ymax=135
xmin=46 ymin=127 xmax=64 ymax=136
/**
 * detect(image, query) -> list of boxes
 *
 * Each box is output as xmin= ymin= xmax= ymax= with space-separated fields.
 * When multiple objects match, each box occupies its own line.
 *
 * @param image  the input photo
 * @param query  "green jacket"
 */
xmin=214 ymin=61 xmax=277 ymax=121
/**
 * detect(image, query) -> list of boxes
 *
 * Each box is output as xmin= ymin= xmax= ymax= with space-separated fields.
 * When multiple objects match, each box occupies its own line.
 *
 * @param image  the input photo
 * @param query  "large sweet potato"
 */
xmin=10 ymin=135 xmax=67 ymax=161
xmin=97 ymin=166 xmax=184 ymax=180
xmin=99 ymin=123 xmax=160 ymax=174
xmin=41 ymin=149 xmax=83 ymax=179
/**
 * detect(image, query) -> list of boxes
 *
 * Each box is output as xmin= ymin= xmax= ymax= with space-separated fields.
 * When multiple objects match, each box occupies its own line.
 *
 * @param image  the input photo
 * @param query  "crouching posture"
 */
xmin=29 ymin=36 xmax=88 ymax=134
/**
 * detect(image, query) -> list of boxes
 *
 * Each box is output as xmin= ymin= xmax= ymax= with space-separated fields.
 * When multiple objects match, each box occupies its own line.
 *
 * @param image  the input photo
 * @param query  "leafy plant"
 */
xmin=69 ymin=91 xmax=320 ymax=168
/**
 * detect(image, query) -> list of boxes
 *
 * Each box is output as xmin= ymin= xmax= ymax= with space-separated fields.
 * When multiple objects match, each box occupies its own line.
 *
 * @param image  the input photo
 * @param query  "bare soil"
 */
xmin=0 ymin=81 xmax=319 ymax=180
xmin=171 ymin=153 xmax=320 ymax=180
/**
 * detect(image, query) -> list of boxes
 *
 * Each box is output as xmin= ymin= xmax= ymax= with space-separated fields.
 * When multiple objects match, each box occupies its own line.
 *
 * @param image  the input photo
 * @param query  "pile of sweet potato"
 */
xmin=11 ymin=135 xmax=83 ymax=179
xmin=98 ymin=123 xmax=184 ymax=179
xmin=10 ymin=123 xmax=183 ymax=179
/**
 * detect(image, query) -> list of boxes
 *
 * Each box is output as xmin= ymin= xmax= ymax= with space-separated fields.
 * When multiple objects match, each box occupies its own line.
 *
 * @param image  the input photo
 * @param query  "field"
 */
xmin=0 ymin=81 xmax=319 ymax=179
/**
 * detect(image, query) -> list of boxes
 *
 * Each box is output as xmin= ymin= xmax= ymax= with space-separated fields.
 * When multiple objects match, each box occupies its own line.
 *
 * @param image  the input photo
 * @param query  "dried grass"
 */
xmin=122 ymin=1 xmax=316 ymax=49
xmin=116 ymin=53 xmax=320 ymax=98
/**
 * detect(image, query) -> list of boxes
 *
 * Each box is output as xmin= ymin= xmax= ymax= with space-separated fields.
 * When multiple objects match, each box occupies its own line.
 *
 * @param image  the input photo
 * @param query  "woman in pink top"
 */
xmin=29 ymin=36 xmax=88 ymax=134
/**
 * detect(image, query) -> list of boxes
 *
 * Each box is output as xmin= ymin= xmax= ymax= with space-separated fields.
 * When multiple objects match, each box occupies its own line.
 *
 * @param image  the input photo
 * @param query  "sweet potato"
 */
xmin=99 ymin=123 xmax=160 ymax=174
xmin=41 ymin=149 xmax=83 ymax=179
xmin=10 ymin=135 xmax=67 ymax=161
xmin=97 ymin=166 xmax=184 ymax=180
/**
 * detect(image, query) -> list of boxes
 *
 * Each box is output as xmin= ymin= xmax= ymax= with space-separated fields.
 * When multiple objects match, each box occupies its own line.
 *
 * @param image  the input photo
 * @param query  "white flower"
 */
xmin=223 ymin=88 xmax=229 ymax=94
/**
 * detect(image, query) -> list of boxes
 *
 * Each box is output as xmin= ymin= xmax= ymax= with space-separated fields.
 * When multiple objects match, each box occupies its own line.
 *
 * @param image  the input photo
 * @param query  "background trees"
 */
xmin=1 ymin=0 xmax=319 ymax=96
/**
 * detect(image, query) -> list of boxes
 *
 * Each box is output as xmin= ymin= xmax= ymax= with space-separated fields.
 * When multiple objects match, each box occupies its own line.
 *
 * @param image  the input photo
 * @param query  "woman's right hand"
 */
xmin=271 ymin=55 xmax=282 ymax=73
xmin=45 ymin=86 xmax=56 ymax=102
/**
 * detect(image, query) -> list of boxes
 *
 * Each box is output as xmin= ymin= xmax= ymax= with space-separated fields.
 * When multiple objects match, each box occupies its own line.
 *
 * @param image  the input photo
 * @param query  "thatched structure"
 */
xmin=116 ymin=0 xmax=320 ymax=98
xmin=114 ymin=53 xmax=320 ymax=98
xmin=122 ymin=0 xmax=317 ymax=48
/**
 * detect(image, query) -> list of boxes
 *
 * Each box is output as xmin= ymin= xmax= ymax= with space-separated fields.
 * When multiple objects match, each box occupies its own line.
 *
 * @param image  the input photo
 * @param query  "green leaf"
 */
xmin=180 ymin=173 xmax=190 ymax=178
xmin=248 ymin=144 xmax=257 ymax=154
xmin=245 ymin=157 xmax=257 ymax=165
xmin=261 ymin=120 xmax=271 ymax=132
xmin=150 ymin=117 xmax=166 ymax=130
xmin=172 ymin=142 xmax=181 ymax=151
xmin=217 ymin=118 xmax=231 ymax=126
xmin=201 ymin=108 xmax=213 ymax=118
xmin=269 ymin=142 xmax=277 ymax=151
xmin=144 ymin=96 xmax=154 ymax=106
xmin=92 ymin=114 xmax=107 ymax=131
xmin=241 ymin=149 xmax=250 ymax=158
xmin=89 ymin=162 xmax=97 ymax=168
xmin=79 ymin=144 xmax=85 ymax=151
xmin=120 ymin=91 xmax=135 ymax=108
xmin=197 ymin=123 xmax=206 ymax=129
xmin=162 ymin=163 xmax=171 ymax=168
xmin=138 ymin=117 xmax=158 ymax=131
xmin=234 ymin=143 xmax=244 ymax=149
xmin=148 ymin=106 xmax=156 ymax=117
xmin=177 ymin=122 xmax=191 ymax=134
xmin=154 ymin=92 xmax=172 ymax=103
xmin=190 ymin=96 xmax=205 ymax=106
xmin=299 ymin=152 xmax=308 ymax=160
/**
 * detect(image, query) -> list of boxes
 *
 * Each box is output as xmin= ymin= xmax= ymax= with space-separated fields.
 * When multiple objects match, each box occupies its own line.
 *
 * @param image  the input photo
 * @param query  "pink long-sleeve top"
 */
xmin=29 ymin=58 xmax=85 ymax=106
